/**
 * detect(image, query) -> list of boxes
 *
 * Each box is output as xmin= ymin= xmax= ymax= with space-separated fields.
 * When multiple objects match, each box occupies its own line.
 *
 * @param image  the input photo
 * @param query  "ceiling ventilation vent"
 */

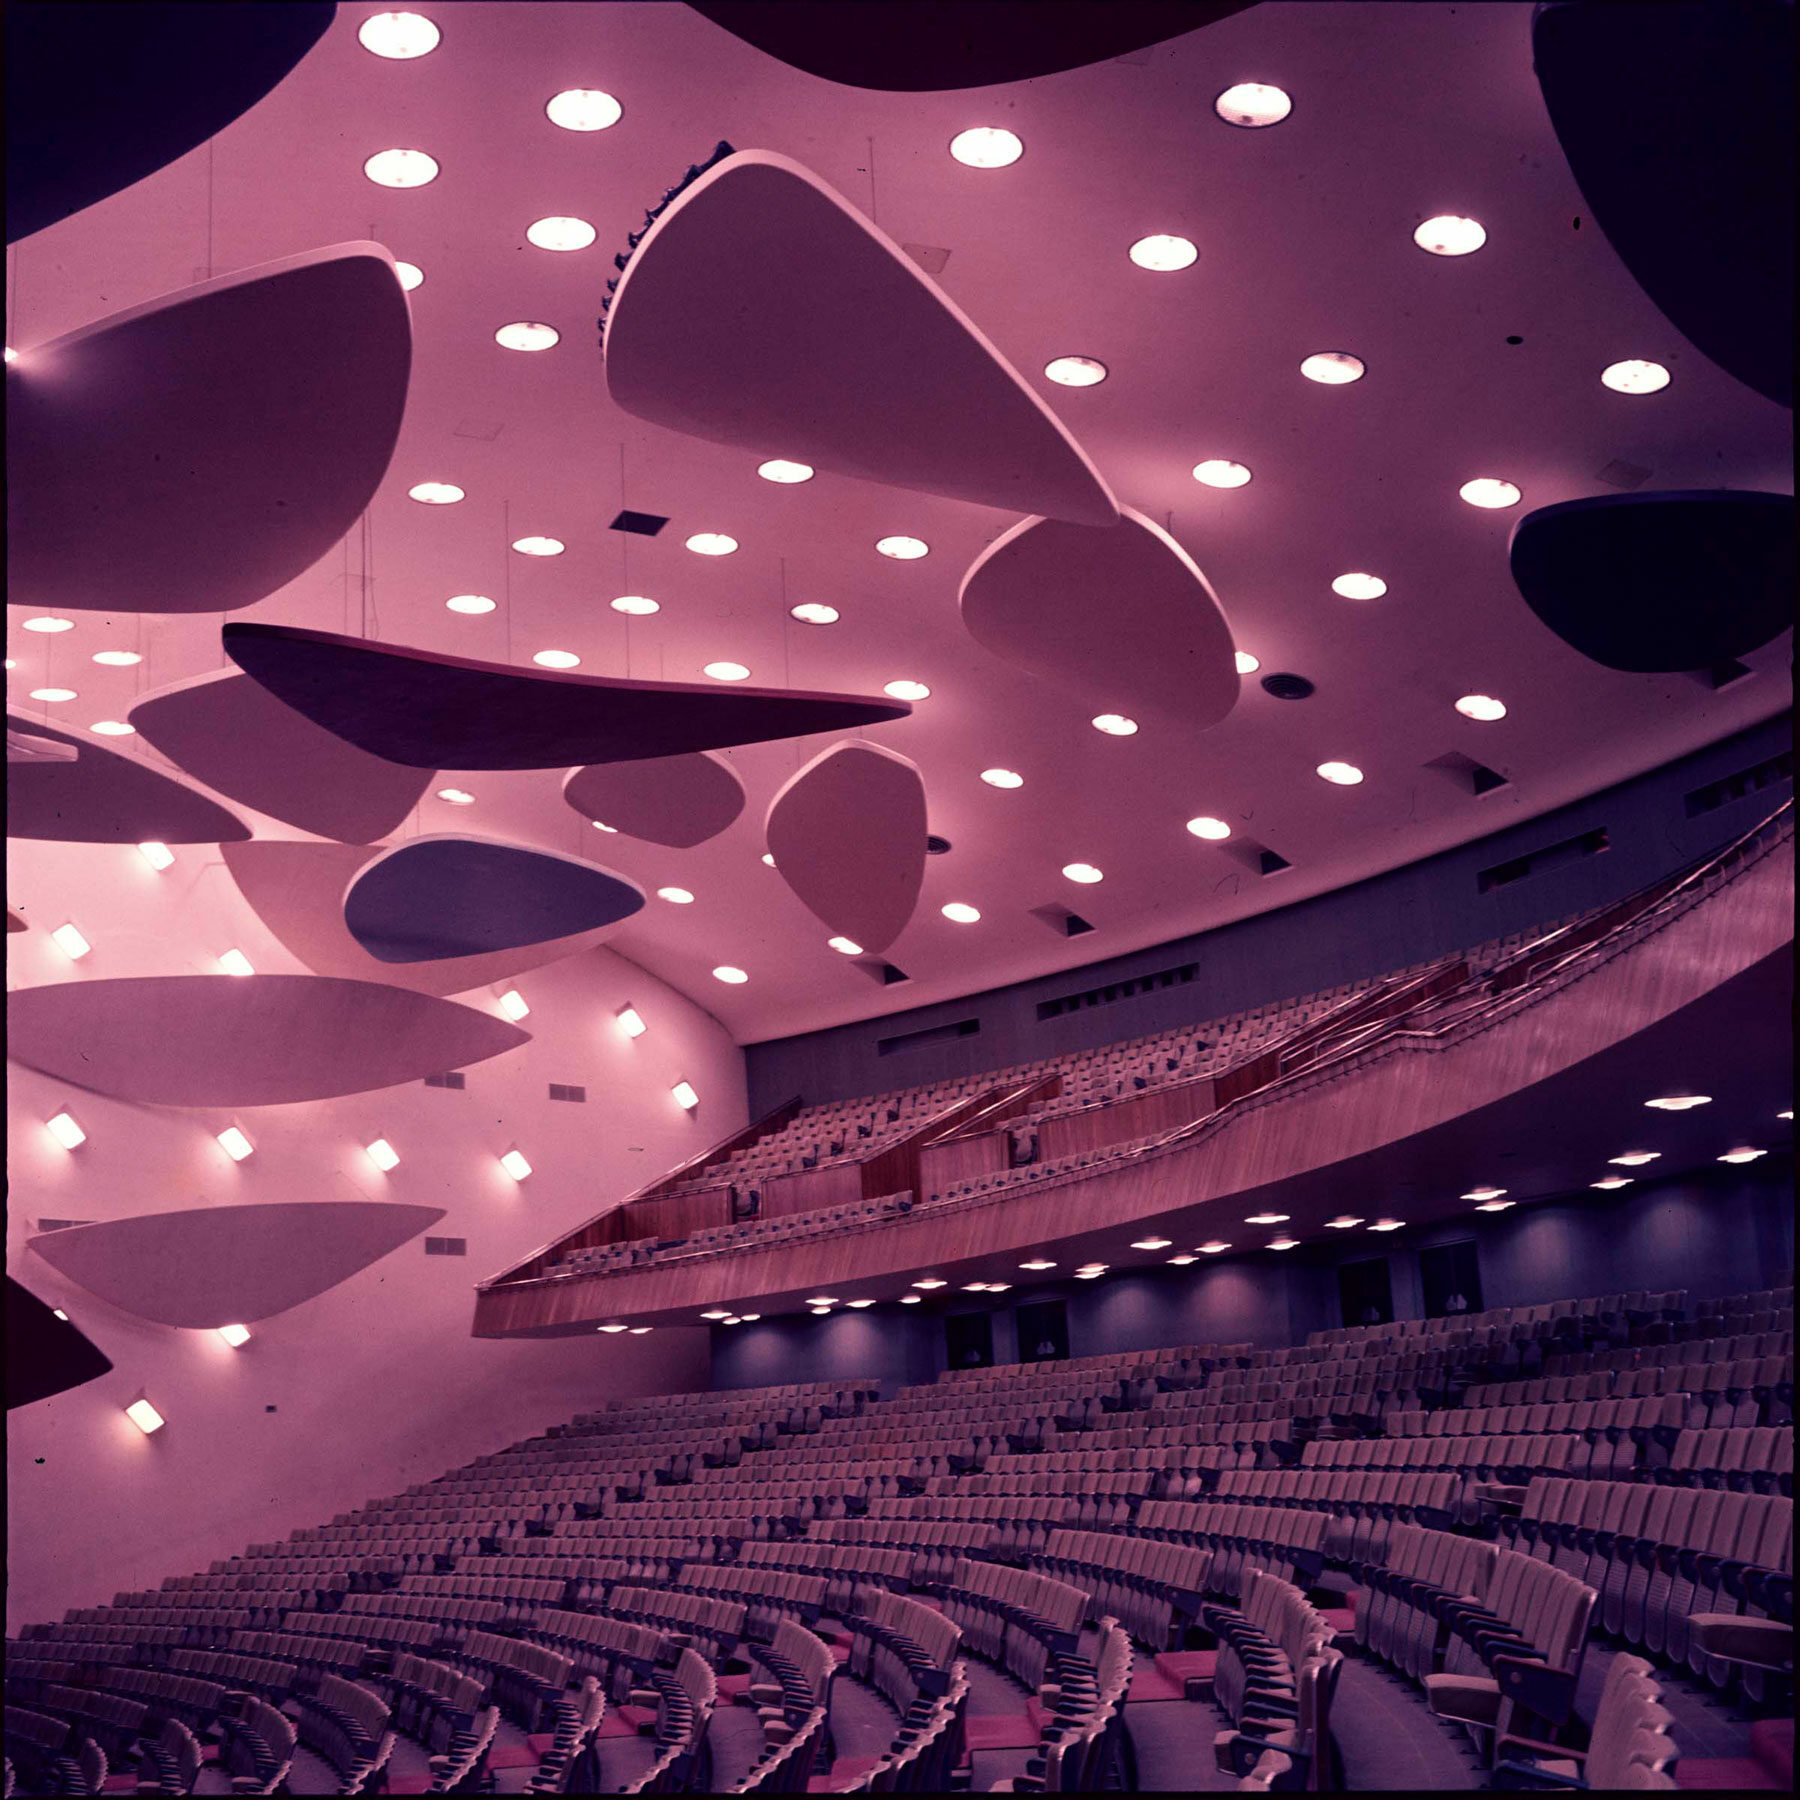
xmin=1030 ymin=903 xmax=1095 ymax=938
xmin=423 ymin=1236 xmax=467 ymax=1257
xmin=1037 ymin=961 xmax=1198 ymax=1022
xmin=1691 ymin=659 xmax=1754 ymax=690
xmin=854 ymin=957 xmax=911 ymax=986
xmin=1258 ymin=849 xmax=1293 ymax=876
xmin=1684 ymin=748 xmax=1792 ymax=817
xmin=1260 ymin=672 xmax=1314 ymax=701
xmin=548 ymin=1083 xmax=587 ymax=1103
xmin=423 ymin=1071 xmax=466 ymax=1090
xmin=902 ymin=243 xmax=951 ymax=275
xmin=1594 ymin=457 xmax=1652 ymax=490
xmin=35 ymin=1218 xmax=91 ymax=1233
xmin=609 ymin=509 xmax=668 ymax=536
xmin=1477 ymin=826 xmax=1609 ymax=893
xmin=1424 ymin=749 xmax=1512 ymax=796
xmin=925 ymin=835 xmax=952 ymax=856
xmin=878 ymin=1017 xmax=978 ymax=1056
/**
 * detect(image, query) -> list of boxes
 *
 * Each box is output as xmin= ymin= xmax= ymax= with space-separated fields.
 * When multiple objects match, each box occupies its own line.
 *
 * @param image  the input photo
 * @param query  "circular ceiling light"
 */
xmin=1331 ymin=572 xmax=1386 ymax=600
xmin=495 ymin=321 xmax=559 ymax=352
xmin=1413 ymin=215 xmax=1487 ymax=256
xmin=1268 ymin=1237 xmax=1300 ymax=1251
xmin=29 ymin=688 xmax=76 ymax=702
xmin=1461 ymin=1187 xmax=1507 ymax=1202
xmin=1186 ymin=816 xmax=1231 ymax=841
xmin=89 ymin=720 xmax=134 ymax=736
xmin=1045 ymin=356 xmax=1107 ymax=387
xmin=1369 ymin=1218 xmax=1405 ymax=1232
xmin=1198 ymin=1241 xmax=1231 ymax=1254
xmin=686 ymin=532 xmax=738 ymax=556
xmin=546 ymin=88 xmax=622 ymax=132
xmin=510 ymin=535 xmax=564 ymax=556
xmin=1300 ymin=352 xmax=1365 ymax=385
xmin=611 ymin=595 xmax=659 ymax=615
xmin=884 ymin=679 xmax=930 ymax=701
xmin=436 ymin=787 xmax=475 ymax=805
xmin=358 ymin=12 xmax=440 ymax=57
xmin=828 ymin=936 xmax=863 ymax=956
xmin=790 ymin=602 xmax=838 ymax=625
xmin=592 ymin=820 xmax=618 ymax=833
xmin=1601 ymin=358 xmax=1672 ymax=395
xmin=875 ymin=535 xmax=929 ymax=560
xmin=23 ymin=616 xmax=74 ymax=633
xmin=1245 ymin=1212 xmax=1289 ymax=1225
xmin=408 ymin=480 xmax=464 ymax=504
xmin=760 ymin=853 xmax=775 ymax=867
xmin=941 ymin=902 xmax=981 ymax=924
xmin=712 ymin=966 xmax=749 ymax=984
xmin=758 ymin=458 xmax=814 ymax=483
xmin=1325 ymin=1216 xmax=1364 ymax=1229
xmin=364 ymin=148 xmax=439 ymax=188
xmin=702 ymin=661 xmax=750 ymax=682
xmin=1718 ymin=1147 xmax=1767 ymax=1164
xmin=532 ymin=649 xmax=580 ymax=669
xmin=526 ymin=215 xmax=597 ymax=252
xmin=1091 ymin=714 xmax=1138 ymax=736
xmin=1316 ymin=760 xmax=1365 ymax=786
xmin=91 ymin=650 xmax=142 ymax=666
xmin=980 ymin=768 xmax=1023 ymax=789
xmin=1609 ymin=1152 xmax=1661 ymax=1167
xmin=1214 ymin=82 xmax=1292 ymax=127
xmin=395 ymin=261 xmax=424 ymax=291
xmin=1455 ymin=693 xmax=1507 ymax=721
xmin=447 ymin=593 xmax=497 ymax=613
xmin=1062 ymin=862 xmax=1103 ymax=884
xmin=1591 ymin=1177 xmax=1633 ymax=1191
xmin=949 ymin=127 xmax=1023 ymax=169
xmin=1645 ymin=1095 xmax=1710 ymax=1111
xmin=1129 ymin=234 xmax=1198 ymax=272
xmin=1193 ymin=459 xmax=1252 ymax=488
xmin=1234 ymin=650 xmax=1260 ymax=675
xmin=657 ymin=887 xmax=694 ymax=905
xmin=1459 ymin=477 xmax=1521 ymax=509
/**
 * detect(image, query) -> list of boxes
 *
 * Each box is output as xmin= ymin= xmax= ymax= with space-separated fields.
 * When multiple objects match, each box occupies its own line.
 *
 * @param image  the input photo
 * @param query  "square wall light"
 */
xmin=365 ymin=1138 xmax=400 ymax=1172
xmin=499 ymin=1148 xmax=532 ymax=1181
xmin=216 ymin=1323 xmax=251 ymax=1348
xmin=617 ymin=1005 xmax=647 ymax=1038
xmin=217 ymin=1126 xmax=254 ymax=1162
xmin=46 ymin=1111 xmax=86 ymax=1150
xmin=52 ymin=922 xmax=91 ymax=959
xmin=672 ymin=1081 xmax=699 ymax=1110
xmin=496 ymin=988 xmax=530 ymax=1022
xmin=125 ymin=1398 xmax=166 ymax=1434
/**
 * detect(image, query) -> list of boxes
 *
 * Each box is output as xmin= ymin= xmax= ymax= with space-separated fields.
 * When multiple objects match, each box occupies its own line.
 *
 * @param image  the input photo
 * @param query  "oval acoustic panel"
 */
xmin=1508 ymin=490 xmax=1795 ymax=673
xmin=7 ymin=975 xmax=530 ymax=1105
xmin=1533 ymin=1 xmax=1793 ymax=409
xmin=7 ymin=1276 xmax=113 ymax=1409
xmin=344 ymin=836 xmax=646 ymax=964
xmin=563 ymin=750 xmax=746 ymax=848
xmin=959 ymin=507 xmax=1239 ymax=730
xmin=765 ymin=741 xmax=927 ymax=955
xmin=130 ymin=670 xmax=434 ymax=844
xmin=8 ymin=243 xmax=411 ymax=614
xmin=605 ymin=149 xmax=1119 ymax=527
xmin=6 ymin=711 xmax=250 ymax=845
xmin=27 ymin=1202 xmax=446 ymax=1329
xmin=222 ymin=841 xmax=632 ymax=995
xmin=223 ymin=622 xmax=910 ymax=769
xmin=6 ymin=1 xmax=335 ymax=243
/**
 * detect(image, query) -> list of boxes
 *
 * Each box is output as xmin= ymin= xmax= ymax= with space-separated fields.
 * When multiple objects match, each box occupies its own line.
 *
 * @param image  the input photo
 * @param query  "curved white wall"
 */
xmin=6 ymin=833 xmax=747 ymax=1633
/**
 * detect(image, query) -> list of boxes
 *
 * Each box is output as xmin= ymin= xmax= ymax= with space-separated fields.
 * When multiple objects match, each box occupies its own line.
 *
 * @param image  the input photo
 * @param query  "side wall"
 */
xmin=7 ymin=835 xmax=749 ymax=1634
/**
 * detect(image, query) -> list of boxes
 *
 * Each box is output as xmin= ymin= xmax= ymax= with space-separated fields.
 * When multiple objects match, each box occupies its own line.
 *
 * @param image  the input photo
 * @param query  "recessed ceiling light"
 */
xmin=91 ymin=650 xmax=142 ymax=666
xmin=1245 ymin=1212 xmax=1289 ymax=1225
xmin=1045 ymin=356 xmax=1107 ymax=387
xmin=365 ymin=1138 xmax=400 ymax=1172
xmin=616 ymin=1005 xmax=647 ymax=1039
xmin=1130 ymin=1238 xmax=1173 ymax=1251
xmin=52 ymin=923 xmax=91 ymax=959
xmin=1461 ymin=1187 xmax=1507 ymax=1202
xmin=526 ymin=215 xmax=597 ymax=252
xmin=395 ymin=261 xmax=424 ymax=291
xmin=809 ymin=1306 xmax=833 ymax=1316
xmin=495 ymin=321 xmax=559 ymax=352
xmin=1459 ymin=477 xmax=1521 ymax=509
xmin=137 ymin=842 xmax=175 ymax=871
xmin=89 ymin=720 xmax=134 ymax=736
xmin=828 ymin=936 xmax=863 ymax=956
xmin=671 ymin=1080 xmax=699 ymax=1109
xmin=23 ymin=616 xmax=75 ymax=633
xmin=1368 ymin=1219 xmax=1405 ymax=1232
xmin=981 ymin=768 xmax=1024 ymax=789
xmin=686 ymin=533 xmax=738 ymax=556
xmin=1192 ymin=460 xmax=1252 ymax=488
xmin=701 ymin=1310 xmax=731 ymax=1322
xmin=1601 ymin=359 xmax=1671 ymax=395
xmin=532 ymin=649 xmax=580 ymax=669
xmin=217 ymin=1127 xmax=255 ymax=1163
xmin=913 ymin=1278 xmax=946 ymax=1289
xmin=1608 ymin=1152 xmax=1660 ymax=1167
xmin=985 ymin=1283 xmax=1011 ymax=1293
xmin=1591 ymin=1176 xmax=1632 ymax=1190
xmin=657 ymin=886 xmax=694 ymax=905
xmin=1779 ymin=1110 xmax=1793 ymax=1122
xmin=1325 ymin=1216 xmax=1363 ymax=1229
xmin=1300 ymin=352 xmax=1364 ymax=385
xmin=790 ymin=601 xmax=838 ymax=625
xmin=46 ymin=1111 xmax=87 ymax=1150
xmin=1062 ymin=862 xmax=1103 ymax=884
xmin=499 ymin=1148 xmax=532 ymax=1180
xmin=1214 ymin=82 xmax=1292 ymax=127
xmin=899 ymin=1294 xmax=921 ymax=1304
xmin=1197 ymin=1241 xmax=1231 ymax=1254
xmin=1455 ymin=694 xmax=1507 ymax=722
xmin=846 ymin=1298 xmax=874 ymax=1308
xmin=1186 ymin=816 xmax=1231 ymax=841
xmin=1129 ymin=234 xmax=1198 ymax=272
xmin=1168 ymin=1254 xmax=1198 ymax=1265
xmin=1645 ymin=1095 xmax=1710 ymax=1112
xmin=962 ymin=1282 xmax=992 ymax=1292
xmin=1075 ymin=1267 xmax=1106 ymax=1279
xmin=949 ymin=126 xmax=1023 ymax=168
xmin=875 ymin=535 xmax=929 ymax=560
xmin=1316 ymin=761 xmax=1364 ymax=786
xmin=496 ymin=989 xmax=530 ymax=1021
xmin=1331 ymin=572 xmax=1386 ymax=600
xmin=215 ymin=1322 xmax=253 ymax=1348
xmin=125 ymin=1398 xmax=167 ymax=1434
xmin=436 ymin=787 xmax=475 ymax=805
xmin=446 ymin=593 xmax=497 ymax=613
xmin=712 ymin=966 xmax=748 ymax=984
xmin=358 ymin=12 xmax=440 ymax=57
xmin=408 ymin=481 xmax=464 ymax=504
xmin=758 ymin=458 xmax=814 ymax=483
xmin=219 ymin=949 xmax=256 ymax=977
xmin=1718 ymin=1147 xmax=1767 ymax=1164
xmin=1476 ymin=1199 xmax=1515 ymax=1212
xmin=364 ymin=148 xmax=439 ymax=188
xmin=1413 ymin=215 xmax=1487 ymax=256
xmin=760 ymin=852 xmax=776 ymax=867
xmin=1267 ymin=1237 xmax=1300 ymax=1251
xmin=546 ymin=88 xmax=622 ymax=132
xmin=3 ymin=347 xmax=16 ymax=364
xmin=510 ymin=535 xmax=564 ymax=556
xmin=1234 ymin=651 xmax=1260 ymax=675
xmin=941 ymin=902 xmax=981 ymax=924
xmin=29 ymin=688 xmax=76 ymax=703
xmin=1020 ymin=1259 xmax=1057 ymax=1271
xmin=610 ymin=594 xmax=659 ymax=615
xmin=806 ymin=1296 xmax=839 ymax=1307
xmin=884 ymin=679 xmax=931 ymax=701
xmin=702 ymin=661 xmax=750 ymax=682
xmin=597 ymin=1323 xmax=627 ymax=1333
xmin=1091 ymin=714 xmax=1138 ymax=736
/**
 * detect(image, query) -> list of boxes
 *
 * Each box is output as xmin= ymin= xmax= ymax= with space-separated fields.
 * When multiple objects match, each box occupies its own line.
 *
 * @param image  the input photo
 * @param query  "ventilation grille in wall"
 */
xmin=424 ymin=1237 xmax=467 ymax=1256
xmin=878 ymin=1017 xmax=979 ymax=1056
xmin=1038 ymin=961 xmax=1199 ymax=1022
xmin=423 ymin=1071 xmax=466 ymax=1090
xmin=1684 ymin=748 xmax=1792 ymax=817
xmin=548 ymin=1083 xmax=587 ymax=1103
xmin=1477 ymin=826 xmax=1609 ymax=893
xmin=35 ymin=1218 xmax=91 ymax=1233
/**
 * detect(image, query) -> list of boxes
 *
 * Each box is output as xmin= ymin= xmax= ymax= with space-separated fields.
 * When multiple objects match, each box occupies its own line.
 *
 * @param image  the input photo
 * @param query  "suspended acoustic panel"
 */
xmin=605 ymin=149 xmax=1119 ymax=526
xmin=1533 ymin=1 xmax=1794 ymax=409
xmin=8 ymin=975 xmax=530 ymax=1105
xmin=344 ymin=837 xmax=645 ymax=964
xmin=6 ymin=711 xmax=250 ymax=845
xmin=686 ymin=2 xmax=1250 ymax=90
xmin=27 ymin=1202 xmax=445 ymax=1329
xmin=563 ymin=750 xmax=746 ymax=848
xmin=222 ymin=840 xmax=629 ymax=995
xmin=1508 ymin=491 xmax=1795 ymax=673
xmin=959 ymin=506 xmax=1239 ymax=730
xmin=6 ymin=2 xmax=335 ymax=243
xmin=130 ymin=670 xmax=434 ymax=844
xmin=8 ymin=726 xmax=78 ymax=763
xmin=765 ymin=741 xmax=927 ymax=955
xmin=8 ymin=243 xmax=411 ymax=614
xmin=223 ymin=622 xmax=910 ymax=769
xmin=7 ymin=1277 xmax=113 ymax=1409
